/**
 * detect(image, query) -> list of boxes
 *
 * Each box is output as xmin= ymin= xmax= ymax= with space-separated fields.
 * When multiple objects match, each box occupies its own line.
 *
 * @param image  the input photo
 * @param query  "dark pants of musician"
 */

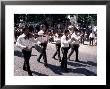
xmin=81 ymin=36 xmax=84 ymax=44
xmin=52 ymin=44 xmax=61 ymax=62
xmin=68 ymin=44 xmax=79 ymax=61
xmin=61 ymin=47 xmax=69 ymax=71
xmin=37 ymin=43 xmax=47 ymax=66
xmin=22 ymin=49 xmax=32 ymax=76
xmin=90 ymin=37 xmax=94 ymax=45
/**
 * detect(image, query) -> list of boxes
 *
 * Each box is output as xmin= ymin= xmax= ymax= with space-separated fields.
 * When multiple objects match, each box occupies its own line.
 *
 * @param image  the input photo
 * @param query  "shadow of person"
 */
xmin=67 ymin=61 xmax=88 ymax=67
xmin=68 ymin=67 xmax=97 ymax=76
xmin=31 ymin=71 xmax=48 ymax=76
xmin=79 ymin=61 xmax=97 ymax=67
xmin=36 ymin=62 xmax=68 ymax=75
xmin=47 ymin=63 xmax=64 ymax=75
xmin=14 ymin=50 xmax=23 ymax=57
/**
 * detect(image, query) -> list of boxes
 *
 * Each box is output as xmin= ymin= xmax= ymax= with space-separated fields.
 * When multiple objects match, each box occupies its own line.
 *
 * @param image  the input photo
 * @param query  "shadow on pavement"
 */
xmin=68 ymin=67 xmax=97 ymax=76
xmin=47 ymin=61 xmax=96 ymax=76
xmin=67 ymin=61 xmax=88 ymax=67
xmin=79 ymin=61 xmax=97 ymax=67
xmin=36 ymin=61 xmax=97 ymax=76
xmin=14 ymin=50 xmax=23 ymax=57
xmin=32 ymin=71 xmax=48 ymax=76
xmin=47 ymin=63 xmax=63 ymax=75
xmin=43 ymin=63 xmax=96 ymax=76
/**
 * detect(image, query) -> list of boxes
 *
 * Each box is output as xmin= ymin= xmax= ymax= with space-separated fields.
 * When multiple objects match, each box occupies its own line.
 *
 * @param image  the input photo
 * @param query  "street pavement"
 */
xmin=14 ymin=41 xmax=97 ymax=76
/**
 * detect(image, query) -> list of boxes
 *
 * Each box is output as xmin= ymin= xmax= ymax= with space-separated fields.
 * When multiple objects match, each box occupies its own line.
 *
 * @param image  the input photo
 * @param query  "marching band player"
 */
xmin=37 ymin=24 xmax=48 ymax=67
xmin=68 ymin=27 xmax=81 ymax=62
xmin=52 ymin=30 xmax=62 ymax=62
xmin=61 ymin=30 xmax=76 ymax=72
xmin=16 ymin=27 xmax=37 ymax=76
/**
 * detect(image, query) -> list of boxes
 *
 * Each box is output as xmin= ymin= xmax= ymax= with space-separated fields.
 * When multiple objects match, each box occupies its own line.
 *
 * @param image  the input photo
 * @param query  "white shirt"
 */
xmin=89 ymin=33 xmax=95 ymax=38
xmin=71 ymin=33 xmax=80 ymax=44
xmin=16 ymin=33 xmax=37 ymax=50
xmin=61 ymin=35 xmax=71 ymax=48
xmin=37 ymin=30 xmax=48 ymax=44
xmin=38 ymin=30 xmax=44 ymax=36
xmin=37 ymin=35 xmax=48 ymax=44
xmin=54 ymin=33 xmax=61 ymax=44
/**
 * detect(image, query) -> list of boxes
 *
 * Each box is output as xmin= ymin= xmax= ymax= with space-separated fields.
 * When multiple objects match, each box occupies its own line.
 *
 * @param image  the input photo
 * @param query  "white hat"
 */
xmin=38 ymin=30 xmax=44 ymax=36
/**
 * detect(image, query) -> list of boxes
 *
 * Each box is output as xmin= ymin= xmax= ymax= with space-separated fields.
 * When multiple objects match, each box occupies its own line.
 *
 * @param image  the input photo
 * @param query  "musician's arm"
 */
xmin=16 ymin=37 xmax=27 ymax=50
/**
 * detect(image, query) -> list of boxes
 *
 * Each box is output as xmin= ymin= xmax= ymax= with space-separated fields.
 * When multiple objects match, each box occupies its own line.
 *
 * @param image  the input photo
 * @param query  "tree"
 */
xmin=77 ymin=14 xmax=97 ymax=29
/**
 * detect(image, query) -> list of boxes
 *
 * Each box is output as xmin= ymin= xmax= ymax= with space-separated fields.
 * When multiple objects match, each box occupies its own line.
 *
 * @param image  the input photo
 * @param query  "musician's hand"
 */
xmin=24 ymin=46 xmax=28 ymax=50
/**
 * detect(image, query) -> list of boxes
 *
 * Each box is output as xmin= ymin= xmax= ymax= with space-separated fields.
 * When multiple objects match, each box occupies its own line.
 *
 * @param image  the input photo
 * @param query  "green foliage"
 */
xmin=14 ymin=14 xmax=97 ymax=28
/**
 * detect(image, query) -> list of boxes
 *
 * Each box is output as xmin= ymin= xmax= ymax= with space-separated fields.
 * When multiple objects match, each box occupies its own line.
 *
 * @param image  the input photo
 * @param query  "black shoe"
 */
xmin=37 ymin=59 xmax=40 ymax=62
xmin=75 ymin=60 xmax=80 ymax=62
xmin=64 ymin=69 xmax=69 ymax=72
xmin=52 ymin=56 xmax=56 ymax=59
xmin=61 ymin=65 xmax=64 ymax=68
xmin=44 ymin=63 xmax=48 ymax=67
xmin=28 ymin=70 xmax=32 ymax=76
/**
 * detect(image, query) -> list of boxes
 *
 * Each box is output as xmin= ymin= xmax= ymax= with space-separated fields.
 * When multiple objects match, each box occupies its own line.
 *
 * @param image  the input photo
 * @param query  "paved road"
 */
xmin=14 ymin=42 xmax=97 ymax=76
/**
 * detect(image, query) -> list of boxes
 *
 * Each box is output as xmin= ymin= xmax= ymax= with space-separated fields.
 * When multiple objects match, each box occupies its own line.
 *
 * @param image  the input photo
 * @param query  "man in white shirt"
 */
xmin=37 ymin=24 xmax=48 ymax=67
xmin=61 ymin=29 xmax=75 ymax=72
xmin=16 ymin=27 xmax=37 ymax=76
xmin=89 ymin=31 xmax=95 ymax=46
xmin=68 ymin=28 xmax=81 ymax=62
xmin=52 ymin=31 xmax=62 ymax=62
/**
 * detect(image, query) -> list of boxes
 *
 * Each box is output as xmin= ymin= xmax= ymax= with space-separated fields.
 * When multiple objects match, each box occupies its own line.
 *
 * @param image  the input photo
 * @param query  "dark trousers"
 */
xmin=61 ymin=47 xmax=69 ymax=69
xmin=37 ymin=43 xmax=47 ymax=64
xmin=81 ymin=36 xmax=84 ymax=44
xmin=52 ymin=44 xmax=61 ymax=61
xmin=22 ymin=49 xmax=32 ymax=75
xmin=90 ymin=37 xmax=94 ymax=45
xmin=68 ymin=44 xmax=79 ymax=61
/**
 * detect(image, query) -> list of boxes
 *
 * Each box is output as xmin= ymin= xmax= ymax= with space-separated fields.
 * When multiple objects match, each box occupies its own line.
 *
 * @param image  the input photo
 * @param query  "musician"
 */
xmin=16 ymin=27 xmax=37 ymax=76
xmin=52 ymin=30 xmax=62 ymax=62
xmin=37 ymin=24 xmax=48 ymax=67
xmin=68 ymin=28 xmax=81 ymax=62
xmin=61 ymin=30 xmax=75 ymax=72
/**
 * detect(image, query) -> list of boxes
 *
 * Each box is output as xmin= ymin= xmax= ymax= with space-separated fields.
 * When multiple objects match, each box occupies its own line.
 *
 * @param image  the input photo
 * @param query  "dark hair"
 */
xmin=23 ymin=27 xmax=29 ymax=32
xmin=23 ymin=27 xmax=32 ymax=32
xmin=64 ymin=30 xmax=69 ymax=34
xmin=23 ymin=27 xmax=33 ymax=39
xmin=41 ymin=22 xmax=49 ymax=30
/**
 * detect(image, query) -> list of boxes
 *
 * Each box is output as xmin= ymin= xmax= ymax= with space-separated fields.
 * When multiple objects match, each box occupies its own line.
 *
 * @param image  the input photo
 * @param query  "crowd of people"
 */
xmin=15 ymin=23 xmax=97 ymax=76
